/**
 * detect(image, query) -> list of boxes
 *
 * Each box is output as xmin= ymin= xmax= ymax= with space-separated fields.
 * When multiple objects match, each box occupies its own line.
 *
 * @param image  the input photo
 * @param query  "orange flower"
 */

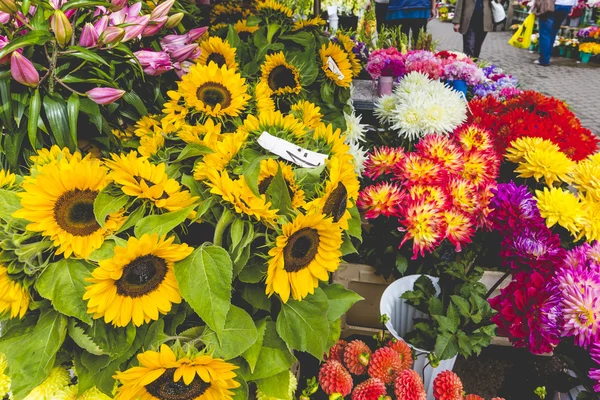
xmin=399 ymin=200 xmax=443 ymax=259
xmin=357 ymin=182 xmax=404 ymax=219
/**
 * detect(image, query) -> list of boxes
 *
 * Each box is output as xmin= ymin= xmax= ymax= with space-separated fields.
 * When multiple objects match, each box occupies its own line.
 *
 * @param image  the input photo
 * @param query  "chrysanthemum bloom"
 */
xmin=368 ymin=347 xmax=403 ymax=385
xmin=399 ymin=199 xmax=444 ymax=259
xmin=442 ymin=210 xmax=474 ymax=252
xmin=357 ymin=183 xmax=403 ymax=219
xmin=84 ymin=234 xmax=192 ymax=327
xmin=407 ymin=185 xmax=448 ymax=210
xmin=23 ymin=367 xmax=70 ymax=400
xmin=398 ymin=153 xmax=443 ymax=187
xmin=197 ymin=36 xmax=238 ymax=71
xmin=344 ymin=340 xmax=371 ymax=375
xmin=572 ymin=153 xmax=600 ymax=202
xmin=433 ymin=370 xmax=463 ymax=400
xmin=14 ymin=153 xmax=125 ymax=259
xmin=374 ymin=94 xmax=398 ymax=126
xmin=327 ymin=340 xmax=348 ymax=363
xmin=351 ymin=378 xmax=387 ymax=400
xmin=561 ymin=285 xmax=600 ymax=349
xmin=535 ymin=187 xmax=586 ymax=238
xmin=387 ymin=339 xmax=413 ymax=370
xmin=505 ymin=137 xmax=562 ymax=164
xmin=499 ymin=225 xmax=565 ymax=272
xmin=444 ymin=178 xmax=478 ymax=215
xmin=0 ymin=265 xmax=29 ymax=319
xmin=588 ymin=368 xmax=600 ymax=392
xmin=363 ymin=146 xmax=404 ymax=179
xmin=394 ymin=369 xmax=426 ymax=400
xmin=514 ymin=145 xmax=575 ymax=187
xmin=490 ymin=271 xmax=562 ymax=354
xmin=489 ymin=182 xmax=543 ymax=233
xmin=266 ymin=213 xmax=342 ymax=303
xmin=114 ymin=344 xmax=240 ymax=400
xmin=579 ymin=194 xmax=600 ymax=242
xmin=318 ymin=360 xmax=353 ymax=397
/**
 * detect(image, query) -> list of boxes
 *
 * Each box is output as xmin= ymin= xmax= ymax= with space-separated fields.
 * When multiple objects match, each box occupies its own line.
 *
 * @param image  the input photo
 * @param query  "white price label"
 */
xmin=327 ymin=56 xmax=345 ymax=81
xmin=257 ymin=132 xmax=328 ymax=168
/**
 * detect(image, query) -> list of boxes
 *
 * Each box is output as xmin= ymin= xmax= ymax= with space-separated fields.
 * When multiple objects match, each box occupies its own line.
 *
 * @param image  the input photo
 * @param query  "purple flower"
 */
xmin=86 ymin=87 xmax=126 ymax=105
xmin=561 ymin=284 xmax=600 ymax=349
xmin=500 ymin=225 xmax=565 ymax=272
xmin=588 ymin=369 xmax=600 ymax=392
xmin=591 ymin=342 xmax=600 ymax=364
xmin=489 ymin=182 xmax=544 ymax=232
xmin=134 ymin=49 xmax=173 ymax=76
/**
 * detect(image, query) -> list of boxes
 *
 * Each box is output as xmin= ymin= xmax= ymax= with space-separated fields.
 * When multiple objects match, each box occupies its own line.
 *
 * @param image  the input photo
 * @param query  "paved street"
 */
xmin=428 ymin=19 xmax=600 ymax=135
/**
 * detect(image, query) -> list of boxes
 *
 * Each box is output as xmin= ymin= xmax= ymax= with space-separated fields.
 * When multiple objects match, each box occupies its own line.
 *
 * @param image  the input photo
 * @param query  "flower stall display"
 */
xmin=366 ymin=47 xmax=405 ymax=95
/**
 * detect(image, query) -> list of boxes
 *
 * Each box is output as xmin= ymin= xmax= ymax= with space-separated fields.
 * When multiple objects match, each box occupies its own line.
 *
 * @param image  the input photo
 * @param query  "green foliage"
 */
xmin=200 ymin=305 xmax=259 ymax=360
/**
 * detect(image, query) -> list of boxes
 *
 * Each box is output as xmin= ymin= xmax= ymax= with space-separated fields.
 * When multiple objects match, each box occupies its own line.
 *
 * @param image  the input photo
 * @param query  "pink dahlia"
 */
xmin=561 ymin=285 xmax=600 ymax=349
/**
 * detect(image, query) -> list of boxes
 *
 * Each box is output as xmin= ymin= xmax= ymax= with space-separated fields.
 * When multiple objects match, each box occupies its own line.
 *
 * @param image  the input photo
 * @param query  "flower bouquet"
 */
xmin=366 ymin=47 xmax=405 ymax=80
xmin=471 ymin=65 xmax=520 ymax=100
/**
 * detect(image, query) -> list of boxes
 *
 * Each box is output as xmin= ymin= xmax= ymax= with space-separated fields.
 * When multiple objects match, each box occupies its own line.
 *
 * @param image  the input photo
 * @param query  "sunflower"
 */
xmin=29 ymin=145 xmax=75 ymax=169
xmin=535 ymin=187 xmax=586 ymax=238
xmin=254 ymin=81 xmax=277 ymax=114
xmin=290 ymin=100 xmax=322 ymax=129
xmin=335 ymin=32 xmax=361 ymax=78
xmin=313 ymin=123 xmax=350 ymax=156
xmin=237 ymin=110 xmax=307 ymax=140
xmin=234 ymin=19 xmax=259 ymax=41
xmin=105 ymin=152 xmax=198 ymax=212
xmin=177 ymin=119 xmax=223 ymax=147
xmin=306 ymin=155 xmax=359 ymax=230
xmin=209 ymin=22 xmax=229 ymax=33
xmin=84 ymin=234 xmax=192 ymax=327
xmin=193 ymin=131 xmax=248 ymax=181
xmin=255 ymin=0 xmax=293 ymax=18
xmin=0 ymin=169 xmax=15 ymax=188
xmin=197 ymin=36 xmax=238 ymax=71
xmin=258 ymin=159 xmax=305 ymax=209
xmin=114 ymin=344 xmax=240 ymax=400
xmin=319 ymin=43 xmax=352 ymax=88
xmin=112 ymin=125 xmax=136 ymax=140
xmin=0 ymin=265 xmax=29 ymax=319
xmin=292 ymin=16 xmax=326 ymax=32
xmin=14 ymin=155 xmax=124 ymax=259
xmin=134 ymin=115 xmax=167 ymax=157
xmin=266 ymin=212 xmax=342 ymax=303
xmin=260 ymin=52 xmax=301 ymax=96
xmin=170 ymin=62 xmax=250 ymax=120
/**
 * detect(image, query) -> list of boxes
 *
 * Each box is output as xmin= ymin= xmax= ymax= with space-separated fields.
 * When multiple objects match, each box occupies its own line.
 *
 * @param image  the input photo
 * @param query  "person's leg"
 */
xmin=538 ymin=13 xmax=554 ymax=65
xmin=549 ymin=6 xmax=572 ymax=46
xmin=396 ymin=18 xmax=411 ymax=38
xmin=471 ymin=12 xmax=486 ymax=58
xmin=409 ymin=18 xmax=427 ymax=47
xmin=375 ymin=2 xmax=390 ymax=32
xmin=462 ymin=26 xmax=476 ymax=57
xmin=473 ymin=31 xmax=488 ymax=58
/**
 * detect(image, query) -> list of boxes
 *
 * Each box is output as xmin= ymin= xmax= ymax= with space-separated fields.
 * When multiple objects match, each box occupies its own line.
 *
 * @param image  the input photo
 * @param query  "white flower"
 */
xmin=374 ymin=94 xmax=397 ymax=126
xmin=343 ymin=111 xmax=367 ymax=145
xmin=347 ymin=141 xmax=368 ymax=176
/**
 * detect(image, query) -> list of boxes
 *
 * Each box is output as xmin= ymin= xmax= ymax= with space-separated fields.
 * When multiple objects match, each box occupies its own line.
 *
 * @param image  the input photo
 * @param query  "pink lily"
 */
xmin=11 ymin=52 xmax=39 ymax=87
xmin=134 ymin=49 xmax=173 ymax=75
xmin=150 ymin=0 xmax=174 ymax=20
xmin=0 ymin=36 xmax=10 ymax=64
xmin=0 ymin=11 xmax=11 ymax=23
xmin=122 ymin=14 xmax=150 ymax=42
xmin=94 ymin=15 xmax=109 ymax=35
xmin=141 ymin=16 xmax=166 ymax=37
xmin=168 ymin=43 xmax=198 ymax=63
xmin=79 ymin=23 xmax=99 ymax=47
xmin=186 ymin=27 xmax=208 ymax=42
xmin=86 ymin=87 xmax=126 ymax=105
xmin=174 ymin=60 xmax=192 ymax=78
xmin=111 ymin=0 xmax=128 ymax=10
xmin=99 ymin=26 xmax=125 ymax=45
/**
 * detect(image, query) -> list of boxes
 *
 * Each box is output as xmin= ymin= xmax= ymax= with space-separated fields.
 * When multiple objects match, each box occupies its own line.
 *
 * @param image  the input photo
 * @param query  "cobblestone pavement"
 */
xmin=428 ymin=19 xmax=600 ymax=135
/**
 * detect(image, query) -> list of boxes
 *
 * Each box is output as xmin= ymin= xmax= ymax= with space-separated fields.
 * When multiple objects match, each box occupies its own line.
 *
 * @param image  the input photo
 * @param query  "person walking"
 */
xmin=386 ymin=0 xmax=437 ymax=47
xmin=452 ymin=0 xmax=493 ymax=58
xmin=534 ymin=0 xmax=575 ymax=66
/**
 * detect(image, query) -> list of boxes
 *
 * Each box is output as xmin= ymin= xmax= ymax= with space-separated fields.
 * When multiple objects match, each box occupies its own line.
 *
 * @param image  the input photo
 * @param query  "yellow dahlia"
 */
xmin=24 ymin=367 xmax=70 ymax=400
xmin=319 ymin=43 xmax=352 ymax=88
xmin=197 ymin=36 xmax=238 ymax=71
xmin=290 ymin=100 xmax=322 ymax=129
xmin=572 ymin=154 xmax=600 ymax=202
xmin=169 ymin=62 xmax=250 ymax=119
xmin=258 ymin=159 xmax=305 ymax=209
xmin=579 ymin=194 xmax=600 ymax=242
xmin=193 ymin=131 xmax=248 ymax=181
xmin=535 ymin=187 xmax=586 ymax=237
xmin=266 ymin=212 xmax=342 ymax=303
xmin=292 ymin=16 xmax=326 ymax=32
xmin=114 ymin=344 xmax=240 ymax=400
xmin=505 ymin=137 xmax=561 ymax=164
xmin=14 ymin=154 xmax=124 ymax=259
xmin=461 ymin=150 xmax=492 ymax=187
xmin=514 ymin=146 xmax=575 ymax=186
xmin=260 ymin=52 xmax=302 ymax=96
xmin=0 ymin=266 xmax=29 ymax=319
xmin=234 ymin=19 xmax=259 ymax=41
xmin=105 ymin=152 xmax=198 ymax=212
xmin=84 ymin=234 xmax=192 ymax=327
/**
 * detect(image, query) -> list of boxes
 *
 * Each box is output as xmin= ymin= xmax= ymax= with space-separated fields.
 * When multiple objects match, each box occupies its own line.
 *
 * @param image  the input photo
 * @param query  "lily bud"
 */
xmin=168 ymin=43 xmax=198 ymax=63
xmin=134 ymin=49 xmax=173 ymax=76
xmin=122 ymin=15 xmax=149 ymax=42
xmin=141 ymin=16 xmax=166 ymax=37
xmin=11 ymin=52 xmax=39 ymax=87
xmin=0 ymin=36 xmax=10 ymax=64
xmin=0 ymin=11 xmax=10 ymax=23
xmin=110 ymin=0 xmax=127 ymax=10
xmin=0 ymin=0 xmax=17 ymax=15
xmin=94 ymin=15 xmax=109 ymax=35
xmin=79 ymin=23 xmax=99 ymax=47
xmin=86 ymin=87 xmax=126 ymax=105
xmin=150 ymin=0 xmax=174 ymax=20
xmin=186 ymin=26 xmax=208 ymax=42
xmin=165 ymin=12 xmax=183 ymax=29
xmin=99 ymin=26 xmax=125 ymax=45
xmin=51 ymin=10 xmax=73 ymax=47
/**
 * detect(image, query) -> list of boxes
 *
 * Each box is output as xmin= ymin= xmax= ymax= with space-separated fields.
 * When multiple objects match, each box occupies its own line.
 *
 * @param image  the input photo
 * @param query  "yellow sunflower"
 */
xmin=204 ymin=168 xmax=278 ymax=223
xmin=266 ymin=212 xmax=342 ymax=303
xmin=237 ymin=110 xmax=307 ymax=140
xmin=84 ymin=234 xmax=192 ymax=327
xmin=197 ymin=36 xmax=238 ymax=71
xmin=319 ymin=43 xmax=352 ymax=88
xmin=306 ymin=154 xmax=360 ymax=230
xmin=209 ymin=22 xmax=229 ymax=33
xmin=336 ymin=32 xmax=361 ymax=78
xmin=193 ymin=131 xmax=248 ymax=181
xmin=170 ymin=62 xmax=250 ymax=119
xmin=134 ymin=115 xmax=166 ymax=157
xmin=234 ymin=19 xmax=259 ymax=41
xmin=14 ymin=155 xmax=124 ymax=259
xmin=313 ymin=123 xmax=350 ymax=156
xmin=105 ymin=152 xmax=198 ymax=212
xmin=29 ymin=145 xmax=75 ymax=169
xmin=112 ymin=125 xmax=136 ymax=140
xmin=0 ymin=265 xmax=29 ymax=319
xmin=255 ymin=0 xmax=293 ymax=18
xmin=292 ymin=16 xmax=326 ymax=32
xmin=114 ymin=344 xmax=240 ymax=400
xmin=290 ymin=100 xmax=322 ymax=129
xmin=505 ymin=137 xmax=561 ymax=164
xmin=514 ymin=145 xmax=575 ymax=187
xmin=254 ymin=81 xmax=277 ymax=114
xmin=535 ymin=187 xmax=586 ymax=238
xmin=260 ymin=52 xmax=302 ymax=96
xmin=177 ymin=119 xmax=223 ymax=147
xmin=0 ymin=169 xmax=15 ymax=188
xmin=258 ymin=159 xmax=305 ymax=209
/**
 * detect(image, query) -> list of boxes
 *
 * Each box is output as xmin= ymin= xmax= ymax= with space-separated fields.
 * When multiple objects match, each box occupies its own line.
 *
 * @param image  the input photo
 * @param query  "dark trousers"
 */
xmin=389 ymin=18 xmax=428 ymax=46
xmin=538 ymin=5 xmax=572 ymax=65
xmin=462 ymin=10 xmax=487 ymax=58
xmin=375 ymin=2 xmax=390 ymax=32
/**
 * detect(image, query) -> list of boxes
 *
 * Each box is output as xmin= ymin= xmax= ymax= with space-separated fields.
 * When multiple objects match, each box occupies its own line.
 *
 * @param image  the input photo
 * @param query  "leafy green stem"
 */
xmin=213 ymin=208 xmax=234 ymax=247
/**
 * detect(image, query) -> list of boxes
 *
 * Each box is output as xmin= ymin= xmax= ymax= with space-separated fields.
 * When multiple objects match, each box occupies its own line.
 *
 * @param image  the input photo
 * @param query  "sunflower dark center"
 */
xmin=145 ymin=368 xmax=209 ymax=400
xmin=54 ymin=189 xmax=101 ymax=236
xmin=196 ymin=82 xmax=232 ymax=109
xmin=207 ymin=53 xmax=227 ymax=68
xmin=238 ymin=31 xmax=251 ymax=41
xmin=283 ymin=228 xmax=320 ymax=272
xmin=323 ymin=182 xmax=347 ymax=223
xmin=258 ymin=176 xmax=295 ymax=199
xmin=115 ymin=255 xmax=167 ymax=297
xmin=268 ymin=65 xmax=297 ymax=92
xmin=134 ymin=175 xmax=157 ymax=188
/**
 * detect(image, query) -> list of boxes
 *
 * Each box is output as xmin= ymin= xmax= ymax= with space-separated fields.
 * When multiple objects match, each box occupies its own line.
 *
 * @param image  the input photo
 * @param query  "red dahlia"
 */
xmin=344 ymin=340 xmax=371 ymax=375
xmin=368 ymin=347 xmax=403 ymax=385
xmin=318 ymin=360 xmax=353 ymax=397
xmin=433 ymin=370 xmax=464 ymax=400
xmin=388 ymin=339 xmax=413 ymax=370
xmin=327 ymin=340 xmax=348 ymax=363
xmin=465 ymin=395 xmax=485 ymax=400
xmin=394 ymin=369 xmax=426 ymax=400
xmin=351 ymin=378 xmax=387 ymax=400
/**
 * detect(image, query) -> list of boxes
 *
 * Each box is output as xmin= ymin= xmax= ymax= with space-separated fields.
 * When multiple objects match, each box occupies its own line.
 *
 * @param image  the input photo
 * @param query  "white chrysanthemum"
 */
xmin=397 ymin=71 xmax=430 ymax=86
xmin=390 ymin=99 xmax=430 ymax=140
xmin=256 ymin=371 xmax=298 ymax=400
xmin=344 ymin=111 xmax=367 ymax=145
xmin=374 ymin=94 xmax=397 ymax=125
xmin=348 ymin=141 xmax=368 ymax=176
